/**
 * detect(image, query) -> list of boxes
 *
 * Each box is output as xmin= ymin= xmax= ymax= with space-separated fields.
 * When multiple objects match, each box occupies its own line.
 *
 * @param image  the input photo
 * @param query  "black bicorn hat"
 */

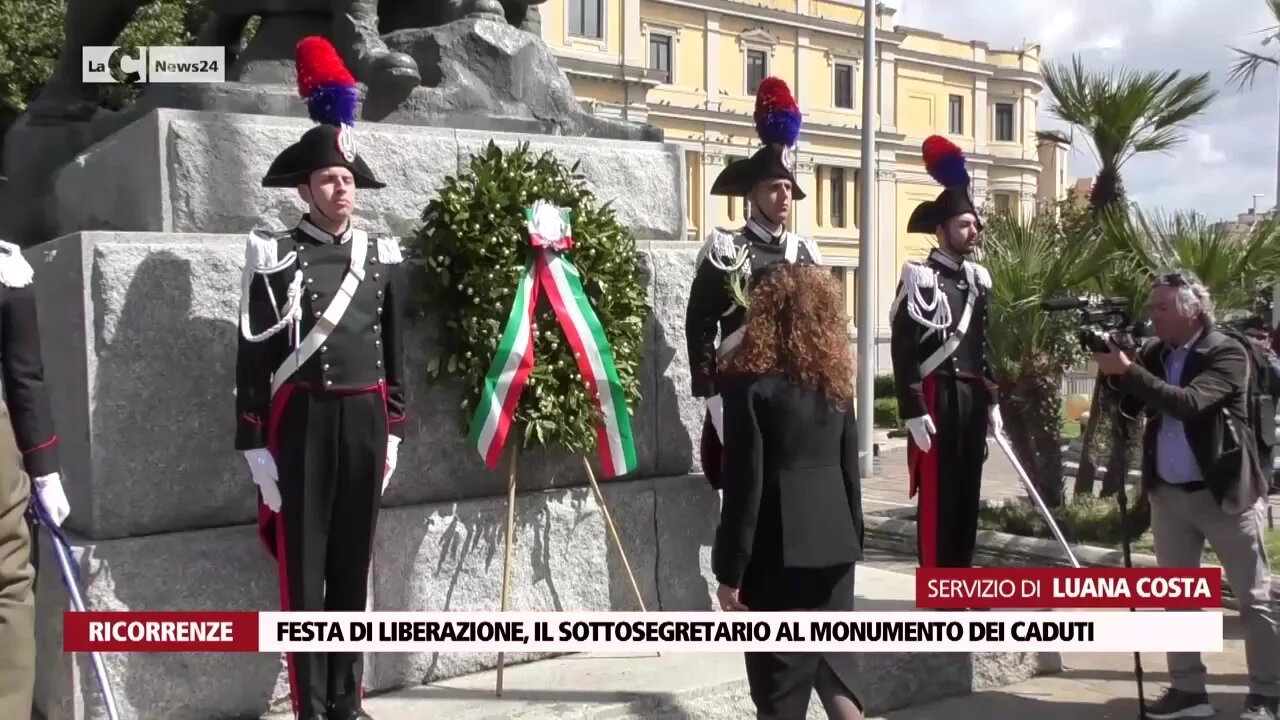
xmin=262 ymin=123 xmax=386 ymax=189
xmin=710 ymin=77 xmax=807 ymax=201
xmin=906 ymin=135 xmax=981 ymax=234
xmin=261 ymin=36 xmax=386 ymax=190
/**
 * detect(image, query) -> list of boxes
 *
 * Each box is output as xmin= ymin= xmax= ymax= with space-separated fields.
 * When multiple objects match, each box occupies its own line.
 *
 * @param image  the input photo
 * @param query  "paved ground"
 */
xmin=878 ymin=612 xmax=1255 ymax=720
xmin=863 ymin=430 xmax=1024 ymax=513
xmin=250 ymin=548 xmax=1258 ymax=720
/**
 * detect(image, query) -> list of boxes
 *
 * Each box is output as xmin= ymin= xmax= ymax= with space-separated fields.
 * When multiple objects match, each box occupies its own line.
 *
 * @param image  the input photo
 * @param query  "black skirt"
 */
xmin=740 ymin=562 xmax=861 ymax=719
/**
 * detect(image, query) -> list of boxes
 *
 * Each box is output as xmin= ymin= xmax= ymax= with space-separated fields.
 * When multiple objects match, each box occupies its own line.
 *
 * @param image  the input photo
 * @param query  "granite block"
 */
xmin=367 ymin=481 xmax=662 ymax=689
xmin=27 ymin=233 xmax=707 ymax=539
xmin=51 ymin=109 xmax=686 ymax=240
xmin=454 ymin=130 xmax=686 ymax=242
xmin=648 ymin=245 xmax=704 ymax=476
xmin=32 ymin=525 xmax=289 ymax=720
xmin=32 ymin=476 xmax=721 ymax=720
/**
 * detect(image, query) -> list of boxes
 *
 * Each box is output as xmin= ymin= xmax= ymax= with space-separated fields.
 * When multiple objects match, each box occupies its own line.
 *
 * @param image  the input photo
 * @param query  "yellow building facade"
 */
xmin=540 ymin=0 xmax=1065 ymax=360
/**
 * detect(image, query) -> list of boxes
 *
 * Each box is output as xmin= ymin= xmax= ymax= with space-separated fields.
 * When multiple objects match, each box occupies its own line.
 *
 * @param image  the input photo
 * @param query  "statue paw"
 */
xmin=463 ymin=0 xmax=507 ymax=16
xmin=360 ymin=50 xmax=421 ymax=92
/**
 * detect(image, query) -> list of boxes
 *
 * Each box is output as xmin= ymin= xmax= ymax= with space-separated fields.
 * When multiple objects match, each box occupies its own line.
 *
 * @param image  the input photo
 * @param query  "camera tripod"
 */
xmin=1102 ymin=384 xmax=1148 ymax=718
xmin=992 ymin=393 xmax=1147 ymax=718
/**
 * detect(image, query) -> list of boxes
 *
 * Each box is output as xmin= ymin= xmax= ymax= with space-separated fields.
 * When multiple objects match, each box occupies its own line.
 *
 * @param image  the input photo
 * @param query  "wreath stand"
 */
xmin=494 ymin=446 xmax=651 ymax=695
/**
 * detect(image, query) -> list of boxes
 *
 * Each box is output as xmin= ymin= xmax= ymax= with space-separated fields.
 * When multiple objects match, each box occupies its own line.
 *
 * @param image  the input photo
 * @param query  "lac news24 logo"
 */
xmin=82 ymin=46 xmax=225 ymax=84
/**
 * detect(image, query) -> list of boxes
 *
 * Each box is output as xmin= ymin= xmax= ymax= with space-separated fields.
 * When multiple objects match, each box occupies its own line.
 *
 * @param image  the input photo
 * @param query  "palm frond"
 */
xmin=1227 ymin=0 xmax=1280 ymax=89
xmin=1228 ymin=48 xmax=1279 ymax=89
xmin=1041 ymin=54 xmax=1216 ymax=180
xmin=1098 ymin=205 xmax=1280 ymax=317
xmin=980 ymin=206 xmax=1103 ymax=381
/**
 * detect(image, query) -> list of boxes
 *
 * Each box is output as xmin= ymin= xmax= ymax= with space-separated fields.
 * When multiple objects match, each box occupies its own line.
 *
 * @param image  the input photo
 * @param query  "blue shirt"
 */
xmin=1155 ymin=331 xmax=1204 ymax=485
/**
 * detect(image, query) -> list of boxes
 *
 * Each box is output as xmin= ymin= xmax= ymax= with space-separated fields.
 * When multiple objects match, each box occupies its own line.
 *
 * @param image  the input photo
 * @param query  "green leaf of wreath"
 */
xmin=407 ymin=140 xmax=651 ymax=455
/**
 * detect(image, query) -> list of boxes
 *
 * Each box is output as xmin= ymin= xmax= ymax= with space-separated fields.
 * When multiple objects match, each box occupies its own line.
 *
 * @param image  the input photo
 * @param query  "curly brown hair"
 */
xmin=723 ymin=263 xmax=856 ymax=408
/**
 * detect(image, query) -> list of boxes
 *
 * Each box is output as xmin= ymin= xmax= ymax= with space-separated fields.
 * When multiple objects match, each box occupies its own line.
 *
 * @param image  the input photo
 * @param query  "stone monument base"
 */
xmin=33 ymin=474 xmax=1058 ymax=720
xmin=22 ymin=113 xmax=1056 ymax=720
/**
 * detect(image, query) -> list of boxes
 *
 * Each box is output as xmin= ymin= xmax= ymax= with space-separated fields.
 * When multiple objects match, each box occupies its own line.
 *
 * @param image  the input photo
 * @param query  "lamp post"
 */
xmin=856 ymin=0 xmax=877 ymax=476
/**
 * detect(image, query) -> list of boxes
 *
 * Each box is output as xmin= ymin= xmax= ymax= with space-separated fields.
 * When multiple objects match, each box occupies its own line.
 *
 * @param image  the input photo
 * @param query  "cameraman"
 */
xmin=1094 ymin=272 xmax=1280 ymax=720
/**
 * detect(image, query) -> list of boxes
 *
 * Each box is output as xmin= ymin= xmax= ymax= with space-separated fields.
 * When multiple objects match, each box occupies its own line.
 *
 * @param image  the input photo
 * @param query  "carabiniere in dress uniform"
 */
xmin=685 ymin=76 xmax=823 ymax=490
xmin=234 ymin=35 xmax=405 ymax=720
xmin=889 ymin=134 xmax=1002 ymax=572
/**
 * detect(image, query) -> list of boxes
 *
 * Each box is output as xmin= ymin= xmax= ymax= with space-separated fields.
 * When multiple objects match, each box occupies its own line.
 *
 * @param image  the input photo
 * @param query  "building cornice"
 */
xmin=652 ymin=0 xmax=907 ymax=46
xmin=894 ymin=47 xmax=992 ymax=76
xmin=992 ymin=67 xmax=1045 ymax=90
xmin=555 ymin=54 xmax=665 ymax=87
xmin=646 ymin=104 xmax=908 ymax=144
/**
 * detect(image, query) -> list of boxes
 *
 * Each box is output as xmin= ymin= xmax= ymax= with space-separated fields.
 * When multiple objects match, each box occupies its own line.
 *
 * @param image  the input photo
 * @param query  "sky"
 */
xmin=882 ymin=0 xmax=1279 ymax=222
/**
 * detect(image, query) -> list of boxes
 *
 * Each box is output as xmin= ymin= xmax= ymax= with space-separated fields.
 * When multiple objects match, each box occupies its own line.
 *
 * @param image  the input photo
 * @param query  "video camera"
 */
xmin=1040 ymin=295 xmax=1147 ymax=353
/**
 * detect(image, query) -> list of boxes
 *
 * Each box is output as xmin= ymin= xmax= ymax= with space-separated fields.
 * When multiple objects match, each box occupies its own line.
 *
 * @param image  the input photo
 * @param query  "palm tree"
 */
xmin=1041 ymin=55 xmax=1216 ymax=213
xmin=1040 ymin=54 xmax=1218 ymax=498
xmin=981 ymin=204 xmax=1109 ymax=507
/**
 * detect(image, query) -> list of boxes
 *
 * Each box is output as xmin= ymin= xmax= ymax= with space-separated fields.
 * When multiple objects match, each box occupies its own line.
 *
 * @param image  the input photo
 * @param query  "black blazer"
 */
xmin=1115 ymin=329 xmax=1266 ymax=511
xmin=712 ymin=373 xmax=864 ymax=589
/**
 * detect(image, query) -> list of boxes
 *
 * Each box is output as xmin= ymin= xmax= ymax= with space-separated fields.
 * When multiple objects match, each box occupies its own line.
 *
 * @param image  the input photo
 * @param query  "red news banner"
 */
xmin=64 ymin=612 xmax=258 ymax=653
xmin=916 ymin=567 xmax=1222 ymax=609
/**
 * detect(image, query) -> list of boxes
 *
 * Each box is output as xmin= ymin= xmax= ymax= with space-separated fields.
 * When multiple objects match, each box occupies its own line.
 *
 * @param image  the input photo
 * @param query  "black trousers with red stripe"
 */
xmin=260 ymin=384 xmax=387 ymax=719
xmin=907 ymin=374 xmax=989 ymax=568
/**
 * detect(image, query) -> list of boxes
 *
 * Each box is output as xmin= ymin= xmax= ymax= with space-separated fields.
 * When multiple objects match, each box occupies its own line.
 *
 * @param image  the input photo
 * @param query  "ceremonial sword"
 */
xmin=989 ymin=429 xmax=1080 ymax=569
xmin=29 ymin=494 xmax=122 ymax=720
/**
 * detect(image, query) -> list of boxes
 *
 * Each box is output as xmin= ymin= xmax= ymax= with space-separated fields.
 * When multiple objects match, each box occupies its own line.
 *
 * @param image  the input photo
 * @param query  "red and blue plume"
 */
xmin=753 ymin=77 xmax=801 ymax=146
xmin=922 ymin=135 xmax=970 ymax=188
xmin=295 ymin=36 xmax=358 ymax=127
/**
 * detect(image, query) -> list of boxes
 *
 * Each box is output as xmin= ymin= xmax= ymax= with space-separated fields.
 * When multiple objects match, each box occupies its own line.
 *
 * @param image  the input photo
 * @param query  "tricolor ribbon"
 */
xmin=467 ymin=202 xmax=638 ymax=477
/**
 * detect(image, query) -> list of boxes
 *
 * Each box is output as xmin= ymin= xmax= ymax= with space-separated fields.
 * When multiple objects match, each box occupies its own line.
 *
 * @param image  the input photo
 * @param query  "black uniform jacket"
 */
xmin=712 ymin=372 xmax=864 ymax=590
xmin=0 ymin=249 xmax=58 ymax=477
xmin=235 ymin=216 xmax=407 ymax=450
xmin=889 ymin=248 xmax=998 ymax=420
xmin=1115 ymin=330 xmax=1268 ymax=511
xmin=685 ymin=219 xmax=820 ymax=398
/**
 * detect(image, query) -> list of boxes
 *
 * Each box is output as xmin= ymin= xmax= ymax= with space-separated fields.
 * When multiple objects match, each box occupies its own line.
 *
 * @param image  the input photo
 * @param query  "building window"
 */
xmin=993 ymin=192 xmax=1012 ymax=214
xmin=949 ymin=95 xmax=964 ymax=134
xmin=649 ymin=34 xmax=672 ymax=84
xmin=830 ymin=267 xmax=856 ymax=319
xmin=830 ymin=167 xmax=847 ymax=228
xmin=833 ymin=63 xmax=854 ymax=109
xmin=746 ymin=50 xmax=768 ymax=94
xmin=995 ymin=102 xmax=1015 ymax=142
xmin=569 ymin=0 xmax=602 ymax=40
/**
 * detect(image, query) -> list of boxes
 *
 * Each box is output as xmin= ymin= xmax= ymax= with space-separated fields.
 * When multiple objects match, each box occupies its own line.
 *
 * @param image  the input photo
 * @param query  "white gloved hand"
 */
xmin=906 ymin=415 xmax=937 ymax=453
xmin=383 ymin=436 xmax=401 ymax=493
xmin=243 ymin=449 xmax=281 ymax=512
xmin=989 ymin=405 xmax=1005 ymax=437
xmin=33 ymin=473 xmax=70 ymax=526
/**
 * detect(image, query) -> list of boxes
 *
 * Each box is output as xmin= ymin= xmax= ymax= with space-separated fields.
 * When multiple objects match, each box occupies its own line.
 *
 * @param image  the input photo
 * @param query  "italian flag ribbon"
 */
xmin=467 ymin=202 xmax=638 ymax=477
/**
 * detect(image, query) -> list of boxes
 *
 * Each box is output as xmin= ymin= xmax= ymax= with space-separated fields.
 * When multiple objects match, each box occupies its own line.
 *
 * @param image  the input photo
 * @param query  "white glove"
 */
xmin=33 ymin=473 xmax=70 ymax=526
xmin=383 ymin=436 xmax=401 ymax=493
xmin=243 ymin=449 xmax=281 ymax=512
xmin=989 ymin=405 xmax=1005 ymax=436
xmin=906 ymin=415 xmax=937 ymax=453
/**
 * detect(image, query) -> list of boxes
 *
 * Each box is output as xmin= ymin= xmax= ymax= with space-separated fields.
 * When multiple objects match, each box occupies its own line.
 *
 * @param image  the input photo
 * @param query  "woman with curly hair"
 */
xmin=712 ymin=262 xmax=865 ymax=719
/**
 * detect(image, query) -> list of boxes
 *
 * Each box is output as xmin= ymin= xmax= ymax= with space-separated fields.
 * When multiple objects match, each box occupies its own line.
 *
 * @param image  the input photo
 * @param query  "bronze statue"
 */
xmin=27 ymin=0 xmax=546 ymax=123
